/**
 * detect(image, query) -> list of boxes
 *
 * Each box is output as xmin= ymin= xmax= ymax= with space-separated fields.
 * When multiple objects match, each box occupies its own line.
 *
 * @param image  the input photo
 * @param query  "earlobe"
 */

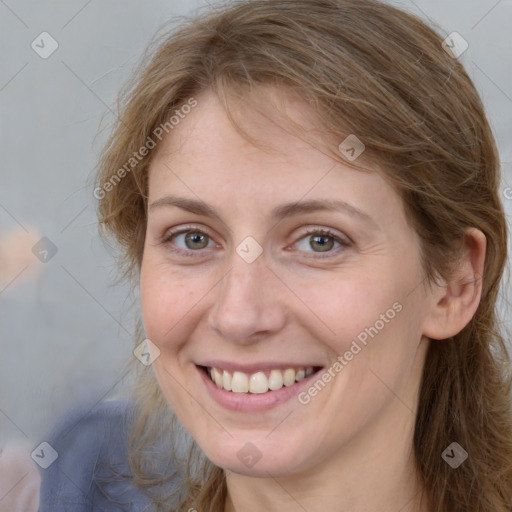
xmin=422 ymin=228 xmax=486 ymax=341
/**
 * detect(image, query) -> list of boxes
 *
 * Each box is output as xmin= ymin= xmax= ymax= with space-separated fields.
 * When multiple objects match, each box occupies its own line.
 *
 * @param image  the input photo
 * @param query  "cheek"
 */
xmin=329 ymin=289 xmax=427 ymax=421
xmin=139 ymin=257 xmax=216 ymax=355
xmin=294 ymin=271 xmax=406 ymax=350
xmin=296 ymin=266 xmax=424 ymax=407
xmin=140 ymin=260 xmax=188 ymax=342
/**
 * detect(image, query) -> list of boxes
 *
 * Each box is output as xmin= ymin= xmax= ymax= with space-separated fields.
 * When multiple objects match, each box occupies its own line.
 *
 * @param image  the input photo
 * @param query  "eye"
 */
xmin=293 ymin=228 xmax=351 ymax=255
xmin=160 ymin=226 xmax=351 ymax=258
xmin=162 ymin=227 xmax=217 ymax=255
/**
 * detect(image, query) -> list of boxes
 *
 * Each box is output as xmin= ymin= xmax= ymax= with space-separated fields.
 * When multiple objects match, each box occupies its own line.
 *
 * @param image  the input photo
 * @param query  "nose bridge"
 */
xmin=208 ymin=248 xmax=285 ymax=342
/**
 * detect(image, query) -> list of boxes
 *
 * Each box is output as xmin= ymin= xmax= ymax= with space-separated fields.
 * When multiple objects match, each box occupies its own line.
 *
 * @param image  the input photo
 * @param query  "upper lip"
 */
xmin=196 ymin=360 xmax=323 ymax=374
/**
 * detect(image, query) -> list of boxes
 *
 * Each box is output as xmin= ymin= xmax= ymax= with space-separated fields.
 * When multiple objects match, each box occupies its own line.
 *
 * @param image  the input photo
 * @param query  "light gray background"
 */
xmin=1 ymin=0 xmax=511 ymax=445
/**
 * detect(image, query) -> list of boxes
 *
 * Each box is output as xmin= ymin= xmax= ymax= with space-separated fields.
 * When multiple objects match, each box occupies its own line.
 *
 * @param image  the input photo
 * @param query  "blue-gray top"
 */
xmin=38 ymin=400 xmax=178 ymax=511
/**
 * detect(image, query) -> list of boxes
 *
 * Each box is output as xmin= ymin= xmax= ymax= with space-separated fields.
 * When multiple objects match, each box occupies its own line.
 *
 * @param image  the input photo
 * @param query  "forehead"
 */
xmin=147 ymin=87 xmax=405 ymax=231
xmin=154 ymin=86 xmax=332 ymax=165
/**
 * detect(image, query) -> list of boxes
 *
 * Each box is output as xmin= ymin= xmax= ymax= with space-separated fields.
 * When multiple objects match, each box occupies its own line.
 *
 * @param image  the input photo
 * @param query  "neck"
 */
xmin=224 ymin=400 xmax=430 ymax=512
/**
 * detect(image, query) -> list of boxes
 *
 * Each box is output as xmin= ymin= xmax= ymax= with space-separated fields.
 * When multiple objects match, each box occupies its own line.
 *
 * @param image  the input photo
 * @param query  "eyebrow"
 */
xmin=148 ymin=195 xmax=377 ymax=227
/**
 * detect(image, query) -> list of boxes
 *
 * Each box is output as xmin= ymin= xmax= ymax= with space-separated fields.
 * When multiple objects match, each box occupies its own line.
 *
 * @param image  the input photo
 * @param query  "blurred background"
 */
xmin=0 ymin=0 xmax=511 ymax=448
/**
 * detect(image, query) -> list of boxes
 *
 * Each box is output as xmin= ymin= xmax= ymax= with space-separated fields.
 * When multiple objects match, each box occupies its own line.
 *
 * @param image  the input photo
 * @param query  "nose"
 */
xmin=207 ymin=251 xmax=287 ymax=345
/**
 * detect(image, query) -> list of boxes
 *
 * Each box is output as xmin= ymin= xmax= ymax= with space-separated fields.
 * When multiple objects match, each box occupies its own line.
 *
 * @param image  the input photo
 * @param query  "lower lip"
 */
xmin=197 ymin=366 xmax=320 ymax=412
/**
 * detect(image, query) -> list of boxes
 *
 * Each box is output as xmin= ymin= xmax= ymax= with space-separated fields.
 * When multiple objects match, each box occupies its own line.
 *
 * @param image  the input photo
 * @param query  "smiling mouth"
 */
xmin=200 ymin=366 xmax=322 ymax=394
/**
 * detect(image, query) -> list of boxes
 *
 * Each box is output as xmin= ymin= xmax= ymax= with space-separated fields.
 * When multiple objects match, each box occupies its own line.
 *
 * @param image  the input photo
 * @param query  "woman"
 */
xmin=39 ymin=0 xmax=512 ymax=510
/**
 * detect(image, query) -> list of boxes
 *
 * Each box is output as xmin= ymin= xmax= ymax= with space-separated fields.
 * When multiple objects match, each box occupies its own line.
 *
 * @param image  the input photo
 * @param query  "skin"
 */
xmin=140 ymin=86 xmax=486 ymax=512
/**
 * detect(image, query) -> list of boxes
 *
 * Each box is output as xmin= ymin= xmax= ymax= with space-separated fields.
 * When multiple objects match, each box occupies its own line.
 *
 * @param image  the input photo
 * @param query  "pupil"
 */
xmin=186 ymin=232 xmax=207 ymax=249
xmin=312 ymin=235 xmax=333 ymax=252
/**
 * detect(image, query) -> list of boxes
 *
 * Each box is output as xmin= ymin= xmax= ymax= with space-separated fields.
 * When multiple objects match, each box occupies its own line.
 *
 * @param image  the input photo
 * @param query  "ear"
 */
xmin=422 ymin=228 xmax=486 ymax=340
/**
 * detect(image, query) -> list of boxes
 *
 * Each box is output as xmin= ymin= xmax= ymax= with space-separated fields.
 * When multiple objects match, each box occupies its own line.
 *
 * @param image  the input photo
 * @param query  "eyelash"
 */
xmin=160 ymin=226 xmax=352 ymax=259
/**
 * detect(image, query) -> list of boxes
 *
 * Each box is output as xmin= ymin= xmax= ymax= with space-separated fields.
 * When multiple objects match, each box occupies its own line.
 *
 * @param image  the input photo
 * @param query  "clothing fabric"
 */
xmin=38 ymin=400 xmax=174 ymax=511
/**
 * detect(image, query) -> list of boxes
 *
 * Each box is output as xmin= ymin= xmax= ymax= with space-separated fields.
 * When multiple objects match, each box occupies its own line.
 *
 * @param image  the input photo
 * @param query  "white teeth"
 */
xmin=249 ymin=372 xmax=268 ymax=394
xmin=213 ymin=367 xmax=223 ymax=388
xmin=268 ymin=369 xmax=284 ymax=390
xmin=222 ymin=370 xmax=232 ymax=391
xmin=207 ymin=366 xmax=315 ymax=393
xmin=231 ymin=371 xmax=249 ymax=393
xmin=283 ymin=368 xmax=296 ymax=387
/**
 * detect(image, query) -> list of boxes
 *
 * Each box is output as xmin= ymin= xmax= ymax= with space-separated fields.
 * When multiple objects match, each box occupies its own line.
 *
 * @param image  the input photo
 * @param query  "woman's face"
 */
xmin=140 ymin=87 xmax=433 ymax=477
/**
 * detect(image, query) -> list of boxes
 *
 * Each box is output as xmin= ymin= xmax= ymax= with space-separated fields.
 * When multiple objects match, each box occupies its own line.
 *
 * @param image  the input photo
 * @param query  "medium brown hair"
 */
xmin=95 ymin=0 xmax=512 ymax=510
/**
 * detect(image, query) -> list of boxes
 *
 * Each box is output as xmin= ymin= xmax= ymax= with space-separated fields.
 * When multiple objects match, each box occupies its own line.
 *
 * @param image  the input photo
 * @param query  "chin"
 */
xmin=199 ymin=437 xmax=311 ymax=478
